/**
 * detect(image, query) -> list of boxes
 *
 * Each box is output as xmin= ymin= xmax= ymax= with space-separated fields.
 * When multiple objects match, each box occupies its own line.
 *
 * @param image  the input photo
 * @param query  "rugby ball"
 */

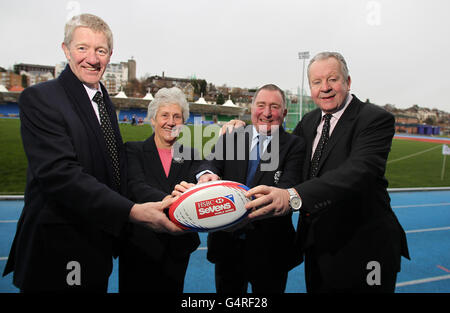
xmin=169 ymin=180 xmax=251 ymax=232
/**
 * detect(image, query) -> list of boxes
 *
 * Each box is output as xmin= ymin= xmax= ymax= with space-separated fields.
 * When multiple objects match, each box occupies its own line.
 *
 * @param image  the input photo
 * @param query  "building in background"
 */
xmin=0 ymin=71 xmax=22 ymax=90
xmin=0 ymin=63 xmax=55 ymax=89
xmin=13 ymin=63 xmax=55 ymax=76
xmin=1 ymin=59 xmax=449 ymax=134
xmin=20 ymin=71 xmax=54 ymax=87
xmin=145 ymin=73 xmax=196 ymax=101
xmin=127 ymin=58 xmax=136 ymax=81
xmin=55 ymin=58 xmax=136 ymax=94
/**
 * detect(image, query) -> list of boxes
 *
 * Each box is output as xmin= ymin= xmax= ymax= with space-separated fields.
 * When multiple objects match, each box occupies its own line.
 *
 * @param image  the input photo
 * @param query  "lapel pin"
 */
xmin=172 ymin=156 xmax=184 ymax=164
xmin=274 ymin=170 xmax=282 ymax=185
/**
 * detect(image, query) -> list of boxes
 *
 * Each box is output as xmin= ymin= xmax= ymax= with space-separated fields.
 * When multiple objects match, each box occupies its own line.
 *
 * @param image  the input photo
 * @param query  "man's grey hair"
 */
xmin=147 ymin=87 xmax=190 ymax=122
xmin=307 ymin=51 xmax=350 ymax=83
xmin=64 ymin=14 xmax=114 ymax=51
xmin=252 ymin=83 xmax=286 ymax=108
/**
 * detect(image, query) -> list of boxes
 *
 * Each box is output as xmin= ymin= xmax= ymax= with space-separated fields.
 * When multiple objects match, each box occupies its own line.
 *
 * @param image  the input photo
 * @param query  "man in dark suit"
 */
xmin=2 ymin=14 xmax=181 ymax=292
xmin=244 ymin=52 xmax=410 ymax=293
xmin=196 ymin=84 xmax=305 ymax=293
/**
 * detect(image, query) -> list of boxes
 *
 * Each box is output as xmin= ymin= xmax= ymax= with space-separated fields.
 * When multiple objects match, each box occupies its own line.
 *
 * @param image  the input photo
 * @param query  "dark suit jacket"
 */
xmin=198 ymin=126 xmax=306 ymax=274
xmin=3 ymin=65 xmax=134 ymax=291
xmin=121 ymin=135 xmax=200 ymax=262
xmin=293 ymin=95 xmax=410 ymax=289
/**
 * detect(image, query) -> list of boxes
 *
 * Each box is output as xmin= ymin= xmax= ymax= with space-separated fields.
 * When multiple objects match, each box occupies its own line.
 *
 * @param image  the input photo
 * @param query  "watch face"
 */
xmin=291 ymin=197 xmax=301 ymax=208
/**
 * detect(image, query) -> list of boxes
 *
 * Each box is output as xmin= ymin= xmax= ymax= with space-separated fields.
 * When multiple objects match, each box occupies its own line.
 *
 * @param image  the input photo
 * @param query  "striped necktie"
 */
xmin=93 ymin=91 xmax=120 ymax=188
xmin=309 ymin=113 xmax=332 ymax=178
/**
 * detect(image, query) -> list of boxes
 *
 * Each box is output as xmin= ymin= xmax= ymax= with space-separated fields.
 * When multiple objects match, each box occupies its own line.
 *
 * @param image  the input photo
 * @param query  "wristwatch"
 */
xmin=287 ymin=188 xmax=302 ymax=211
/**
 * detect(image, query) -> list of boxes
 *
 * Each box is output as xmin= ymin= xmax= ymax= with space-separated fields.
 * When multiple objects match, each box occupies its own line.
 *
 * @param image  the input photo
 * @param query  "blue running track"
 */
xmin=1 ymin=189 xmax=449 ymax=293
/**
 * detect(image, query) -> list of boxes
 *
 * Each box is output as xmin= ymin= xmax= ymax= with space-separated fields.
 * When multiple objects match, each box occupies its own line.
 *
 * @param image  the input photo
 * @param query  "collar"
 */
xmin=321 ymin=93 xmax=353 ymax=120
xmin=83 ymin=84 xmax=102 ymax=101
xmin=252 ymin=125 xmax=272 ymax=142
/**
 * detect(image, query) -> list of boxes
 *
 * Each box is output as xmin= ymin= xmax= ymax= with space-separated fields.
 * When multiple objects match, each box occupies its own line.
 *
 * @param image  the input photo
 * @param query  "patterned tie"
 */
xmin=309 ymin=113 xmax=332 ymax=178
xmin=93 ymin=91 xmax=120 ymax=188
xmin=246 ymin=135 xmax=260 ymax=187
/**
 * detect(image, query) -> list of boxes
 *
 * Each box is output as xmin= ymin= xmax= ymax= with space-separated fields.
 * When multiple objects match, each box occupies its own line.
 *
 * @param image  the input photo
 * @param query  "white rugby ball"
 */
xmin=169 ymin=180 xmax=251 ymax=232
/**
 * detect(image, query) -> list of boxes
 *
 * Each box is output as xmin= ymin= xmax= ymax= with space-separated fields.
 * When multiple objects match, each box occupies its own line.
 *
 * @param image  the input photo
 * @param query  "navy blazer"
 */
xmin=3 ymin=65 xmax=134 ymax=290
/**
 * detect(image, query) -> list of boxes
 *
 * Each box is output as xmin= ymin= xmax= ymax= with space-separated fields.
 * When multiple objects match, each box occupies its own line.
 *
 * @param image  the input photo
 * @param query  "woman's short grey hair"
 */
xmin=64 ymin=14 xmax=114 ymax=51
xmin=147 ymin=87 xmax=190 ymax=122
xmin=307 ymin=51 xmax=350 ymax=83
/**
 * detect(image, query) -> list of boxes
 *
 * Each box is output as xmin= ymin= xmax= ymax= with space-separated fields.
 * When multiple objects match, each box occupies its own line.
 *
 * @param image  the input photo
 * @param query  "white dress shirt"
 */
xmin=83 ymin=84 xmax=102 ymax=124
xmin=196 ymin=125 xmax=273 ymax=181
xmin=250 ymin=125 xmax=272 ymax=155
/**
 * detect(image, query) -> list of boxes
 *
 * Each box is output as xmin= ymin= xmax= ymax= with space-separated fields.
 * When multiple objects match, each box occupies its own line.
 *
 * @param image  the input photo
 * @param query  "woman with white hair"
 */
xmin=119 ymin=87 xmax=200 ymax=292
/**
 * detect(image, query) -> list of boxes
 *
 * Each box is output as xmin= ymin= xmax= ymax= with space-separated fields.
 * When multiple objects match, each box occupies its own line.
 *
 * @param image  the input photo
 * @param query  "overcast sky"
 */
xmin=1 ymin=0 xmax=450 ymax=112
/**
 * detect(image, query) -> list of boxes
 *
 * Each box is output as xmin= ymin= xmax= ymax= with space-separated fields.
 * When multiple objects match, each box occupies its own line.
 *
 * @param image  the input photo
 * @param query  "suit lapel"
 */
xmin=167 ymin=142 xmax=184 ymax=187
xmin=58 ymin=65 xmax=115 ymax=185
xmin=234 ymin=128 xmax=251 ymax=184
xmin=101 ymin=83 xmax=123 ymax=147
xmin=252 ymin=127 xmax=287 ymax=186
xmin=318 ymin=95 xmax=361 ymax=171
xmin=303 ymin=109 xmax=322 ymax=180
xmin=100 ymin=84 xmax=128 ymax=192
xmin=58 ymin=65 xmax=105 ymax=143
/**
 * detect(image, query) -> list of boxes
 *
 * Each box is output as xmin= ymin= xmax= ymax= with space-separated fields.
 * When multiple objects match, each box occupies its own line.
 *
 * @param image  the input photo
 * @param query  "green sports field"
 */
xmin=386 ymin=139 xmax=450 ymax=188
xmin=0 ymin=119 xmax=449 ymax=194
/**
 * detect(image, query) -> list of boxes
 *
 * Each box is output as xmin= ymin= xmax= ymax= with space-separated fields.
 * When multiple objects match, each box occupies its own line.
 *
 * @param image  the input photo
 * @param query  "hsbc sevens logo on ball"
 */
xmin=195 ymin=195 xmax=236 ymax=219
xmin=169 ymin=180 xmax=251 ymax=232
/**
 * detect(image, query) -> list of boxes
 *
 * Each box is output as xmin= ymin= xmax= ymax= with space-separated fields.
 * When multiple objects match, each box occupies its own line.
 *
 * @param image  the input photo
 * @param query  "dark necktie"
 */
xmin=309 ymin=113 xmax=332 ymax=178
xmin=93 ymin=91 xmax=120 ymax=188
xmin=246 ymin=135 xmax=260 ymax=187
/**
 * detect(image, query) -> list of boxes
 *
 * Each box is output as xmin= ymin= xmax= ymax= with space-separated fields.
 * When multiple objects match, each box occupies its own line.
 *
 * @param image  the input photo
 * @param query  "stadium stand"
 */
xmin=0 ymin=103 xmax=19 ymax=118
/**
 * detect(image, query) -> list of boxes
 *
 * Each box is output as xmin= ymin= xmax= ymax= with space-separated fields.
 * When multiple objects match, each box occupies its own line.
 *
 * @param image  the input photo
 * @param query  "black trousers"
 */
xmin=214 ymin=260 xmax=288 ymax=294
xmin=304 ymin=248 xmax=398 ymax=293
xmin=119 ymin=242 xmax=190 ymax=293
xmin=15 ymin=224 xmax=113 ymax=293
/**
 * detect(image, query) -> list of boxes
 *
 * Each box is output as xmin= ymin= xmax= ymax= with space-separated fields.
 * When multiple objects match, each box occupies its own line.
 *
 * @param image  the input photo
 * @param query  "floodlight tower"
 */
xmin=298 ymin=51 xmax=310 ymax=121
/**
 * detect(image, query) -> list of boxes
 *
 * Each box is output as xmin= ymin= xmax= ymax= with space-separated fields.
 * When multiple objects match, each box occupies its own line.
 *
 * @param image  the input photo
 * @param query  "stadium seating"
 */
xmin=0 ymin=103 xmax=19 ymax=118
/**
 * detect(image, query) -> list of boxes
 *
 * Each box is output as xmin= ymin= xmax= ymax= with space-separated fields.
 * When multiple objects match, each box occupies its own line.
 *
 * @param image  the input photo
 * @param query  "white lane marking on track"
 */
xmin=392 ymin=203 xmax=450 ymax=209
xmin=396 ymin=274 xmax=450 ymax=287
xmin=405 ymin=226 xmax=450 ymax=234
xmin=0 ymin=220 xmax=18 ymax=223
xmin=388 ymin=145 xmax=441 ymax=164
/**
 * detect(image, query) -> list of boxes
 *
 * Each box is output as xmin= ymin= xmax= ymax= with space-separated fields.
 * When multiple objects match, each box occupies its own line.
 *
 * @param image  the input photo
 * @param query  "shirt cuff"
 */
xmin=196 ymin=170 xmax=215 ymax=182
